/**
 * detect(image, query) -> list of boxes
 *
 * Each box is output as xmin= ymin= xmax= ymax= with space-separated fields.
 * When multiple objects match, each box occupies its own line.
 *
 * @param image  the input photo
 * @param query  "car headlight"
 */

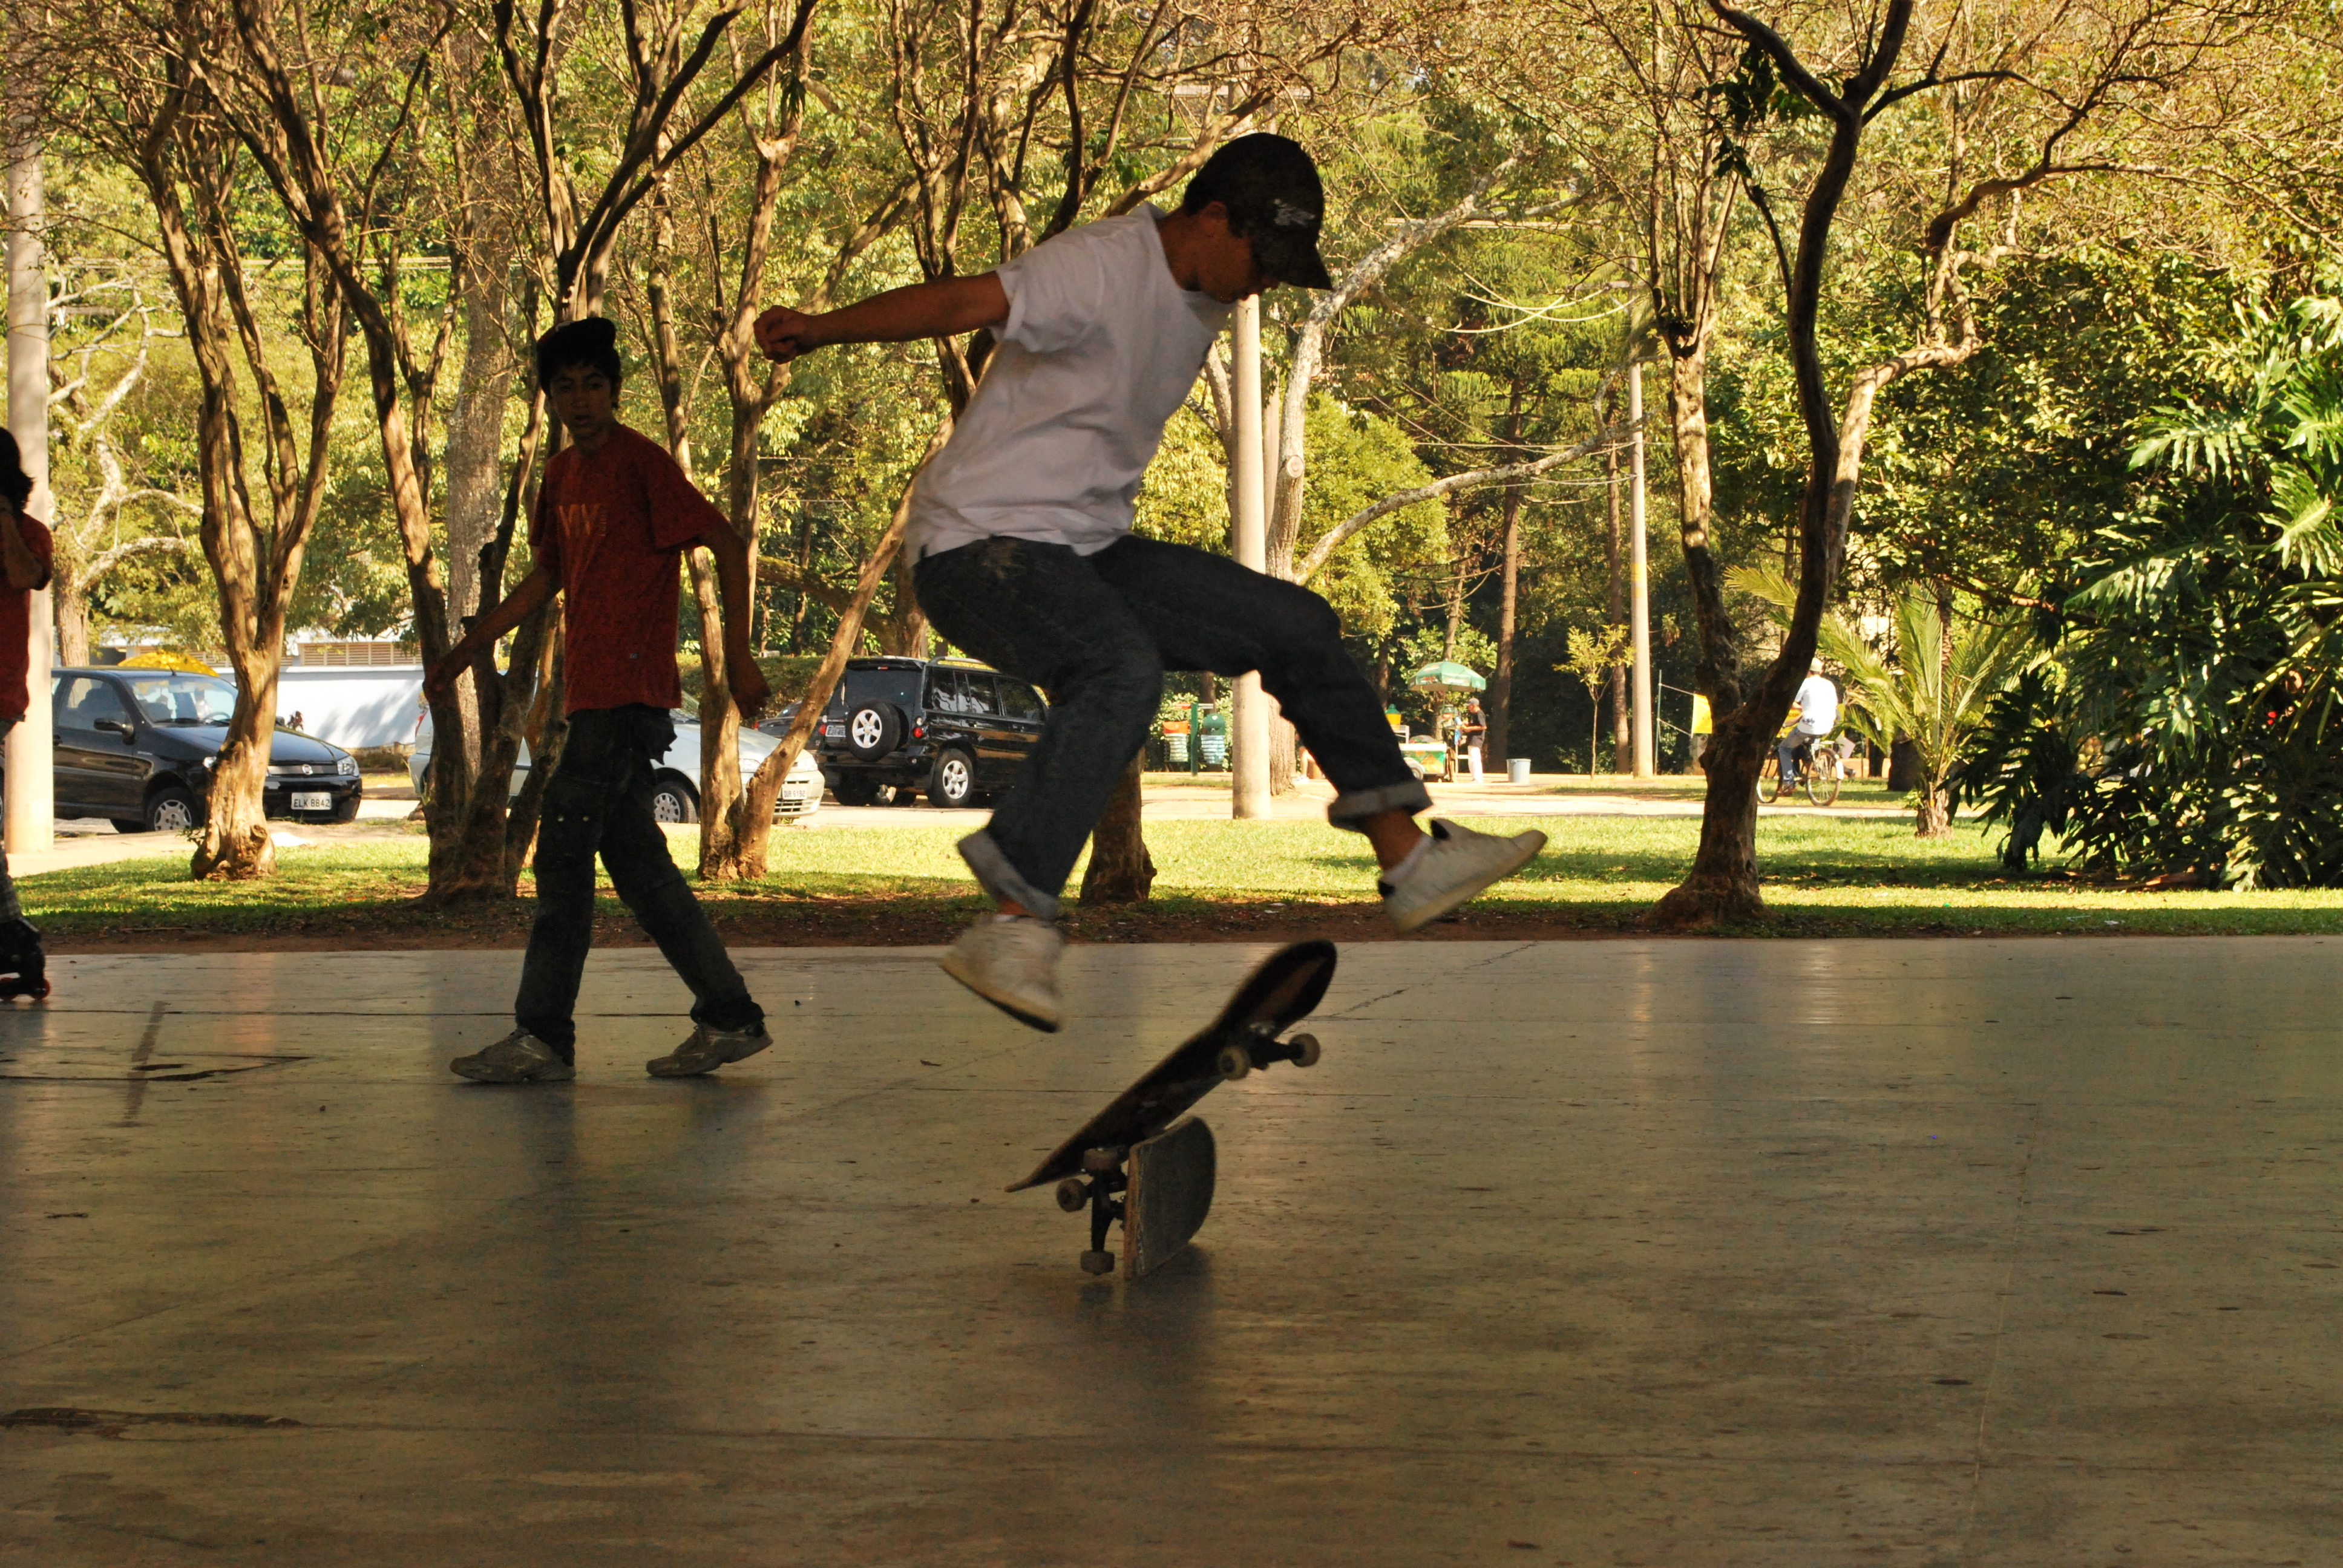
xmin=337 ymin=755 xmax=358 ymax=776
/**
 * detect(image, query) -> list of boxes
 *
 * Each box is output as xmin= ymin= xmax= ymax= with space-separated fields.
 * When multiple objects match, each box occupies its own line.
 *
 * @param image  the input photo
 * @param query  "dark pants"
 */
xmin=0 ymin=719 xmax=19 ymax=923
xmin=913 ymin=535 xmax=1429 ymax=920
xmin=514 ymin=705 xmax=760 ymax=1060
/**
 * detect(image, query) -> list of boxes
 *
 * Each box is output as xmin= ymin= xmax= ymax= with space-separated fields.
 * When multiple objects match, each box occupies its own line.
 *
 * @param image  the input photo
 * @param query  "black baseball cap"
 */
xmin=1182 ymin=133 xmax=1333 ymax=290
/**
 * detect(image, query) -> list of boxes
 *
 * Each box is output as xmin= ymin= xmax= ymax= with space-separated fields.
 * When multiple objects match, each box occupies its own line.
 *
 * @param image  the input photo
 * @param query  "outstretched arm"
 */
xmin=424 ymin=564 xmax=557 ymax=701
xmin=754 ymin=274 xmax=1009 ymax=364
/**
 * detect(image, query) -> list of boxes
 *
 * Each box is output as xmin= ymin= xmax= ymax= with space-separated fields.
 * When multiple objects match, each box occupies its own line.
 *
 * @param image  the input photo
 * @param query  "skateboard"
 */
xmin=1010 ymin=939 xmax=1336 ymax=1276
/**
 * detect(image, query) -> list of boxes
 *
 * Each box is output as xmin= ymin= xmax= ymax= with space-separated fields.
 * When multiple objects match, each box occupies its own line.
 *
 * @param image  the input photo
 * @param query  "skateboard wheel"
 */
xmin=1054 ymin=1177 xmax=1089 ymax=1213
xmin=1215 ymin=1044 xmax=1251 ymax=1082
xmin=1080 ymin=1249 xmax=1116 ymax=1276
xmin=1080 ymin=1147 xmax=1124 ymax=1175
xmin=1289 ymin=1032 xmax=1321 ymax=1068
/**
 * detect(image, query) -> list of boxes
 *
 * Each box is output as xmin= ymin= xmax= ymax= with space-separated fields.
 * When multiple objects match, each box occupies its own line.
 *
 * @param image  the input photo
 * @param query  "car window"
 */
xmin=121 ymin=673 xmax=238 ymax=726
xmin=58 ymin=676 xmax=133 ymax=730
xmin=928 ymin=668 xmax=979 ymax=715
xmin=959 ymin=673 xmax=1000 ymax=715
xmin=841 ymin=665 xmax=922 ymax=711
xmin=999 ymin=682 xmax=1044 ymax=720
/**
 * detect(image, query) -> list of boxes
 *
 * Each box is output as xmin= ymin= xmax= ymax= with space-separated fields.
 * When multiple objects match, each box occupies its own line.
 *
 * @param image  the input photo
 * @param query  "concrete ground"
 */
xmin=2 ymin=938 xmax=2337 ymax=1566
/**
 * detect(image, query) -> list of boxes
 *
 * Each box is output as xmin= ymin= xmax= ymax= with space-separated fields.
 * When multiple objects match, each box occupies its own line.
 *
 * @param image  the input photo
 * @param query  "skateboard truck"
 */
xmin=1214 ymin=1029 xmax=1320 ymax=1082
xmin=1054 ymin=1146 xmax=1128 ymax=1275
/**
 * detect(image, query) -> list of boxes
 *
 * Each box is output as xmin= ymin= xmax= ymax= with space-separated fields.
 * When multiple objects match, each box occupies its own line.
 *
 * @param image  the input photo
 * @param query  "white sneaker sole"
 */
xmin=939 ymin=949 xmax=1062 ymax=1033
xmin=1389 ymin=830 xmax=1548 ymax=934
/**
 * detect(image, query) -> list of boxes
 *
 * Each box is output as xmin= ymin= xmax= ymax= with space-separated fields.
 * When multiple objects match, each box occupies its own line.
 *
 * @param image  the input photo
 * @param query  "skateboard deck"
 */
xmin=1012 ymin=939 xmax=1335 ymax=1275
xmin=1124 ymin=1117 xmax=1215 ymax=1278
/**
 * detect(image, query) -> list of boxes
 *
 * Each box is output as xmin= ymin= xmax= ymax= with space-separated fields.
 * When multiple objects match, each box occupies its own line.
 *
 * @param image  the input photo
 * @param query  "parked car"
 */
xmin=410 ymin=706 xmax=823 ymax=823
xmin=45 ymin=667 xmax=361 ymax=832
xmin=814 ymin=657 xmax=1046 ymax=807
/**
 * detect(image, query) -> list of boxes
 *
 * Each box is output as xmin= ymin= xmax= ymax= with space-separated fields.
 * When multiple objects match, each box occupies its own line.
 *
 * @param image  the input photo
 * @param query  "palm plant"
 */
xmin=2050 ymin=286 xmax=2343 ymax=886
xmin=1729 ymin=566 xmax=2037 ymax=835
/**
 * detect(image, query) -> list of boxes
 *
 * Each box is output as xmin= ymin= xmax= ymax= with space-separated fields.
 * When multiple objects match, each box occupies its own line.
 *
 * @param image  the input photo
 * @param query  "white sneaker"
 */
xmin=645 ymin=1022 xmax=772 ymax=1078
xmin=450 ymin=1028 xmax=575 ymax=1083
xmin=1380 ymin=818 xmax=1548 ymax=933
xmin=940 ymin=916 xmax=1064 ymax=1033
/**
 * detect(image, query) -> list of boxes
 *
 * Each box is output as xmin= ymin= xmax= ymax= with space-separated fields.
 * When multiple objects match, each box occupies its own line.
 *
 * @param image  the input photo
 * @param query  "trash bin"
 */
xmin=1506 ymin=757 xmax=1532 ymax=785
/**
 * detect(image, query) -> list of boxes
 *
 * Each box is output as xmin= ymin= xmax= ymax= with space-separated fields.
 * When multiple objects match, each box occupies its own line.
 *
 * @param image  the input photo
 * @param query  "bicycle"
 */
xmin=1757 ymin=735 xmax=1844 ymax=807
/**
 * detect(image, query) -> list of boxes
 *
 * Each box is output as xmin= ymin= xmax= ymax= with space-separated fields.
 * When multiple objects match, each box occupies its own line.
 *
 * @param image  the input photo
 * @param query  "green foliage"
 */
xmin=2043 ymin=280 xmax=2343 ymax=887
xmin=1732 ymin=564 xmax=2037 ymax=831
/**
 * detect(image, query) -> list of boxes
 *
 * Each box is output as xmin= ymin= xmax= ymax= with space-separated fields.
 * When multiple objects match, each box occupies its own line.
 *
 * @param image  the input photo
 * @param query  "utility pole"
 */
xmin=1630 ymin=359 xmax=1654 ymax=779
xmin=5 ymin=105 xmax=53 ymax=858
xmin=1230 ymin=295 xmax=1270 ymax=818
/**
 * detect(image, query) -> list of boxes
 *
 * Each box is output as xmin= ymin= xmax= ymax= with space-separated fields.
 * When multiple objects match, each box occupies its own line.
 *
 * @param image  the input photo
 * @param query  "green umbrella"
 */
xmin=1407 ymin=660 xmax=1487 ymax=693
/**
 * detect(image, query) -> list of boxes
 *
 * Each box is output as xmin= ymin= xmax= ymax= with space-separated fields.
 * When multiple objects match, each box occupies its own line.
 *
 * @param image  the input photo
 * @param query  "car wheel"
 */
xmin=145 ymin=785 xmax=203 ymax=834
xmin=650 ymin=776 xmax=700 ymax=824
xmin=831 ymin=774 xmax=880 ymax=806
xmin=846 ymin=702 xmax=903 ymax=760
xmin=929 ymin=748 xmax=978 ymax=808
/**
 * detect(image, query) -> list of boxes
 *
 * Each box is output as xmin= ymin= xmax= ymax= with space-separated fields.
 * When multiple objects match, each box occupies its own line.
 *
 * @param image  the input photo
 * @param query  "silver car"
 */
xmin=409 ymin=705 xmax=823 ymax=822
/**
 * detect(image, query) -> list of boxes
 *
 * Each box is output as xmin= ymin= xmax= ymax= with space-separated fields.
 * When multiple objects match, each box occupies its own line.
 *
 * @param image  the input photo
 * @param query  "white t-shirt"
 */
xmin=1792 ymin=673 xmax=1839 ymax=734
xmin=906 ymin=205 xmax=1233 ymax=560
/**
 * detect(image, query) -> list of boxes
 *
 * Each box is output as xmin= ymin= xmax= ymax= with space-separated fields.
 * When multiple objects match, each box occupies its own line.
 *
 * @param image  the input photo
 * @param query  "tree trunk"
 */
xmin=191 ymin=644 xmax=279 ymax=881
xmin=1653 ymin=0 xmax=1917 ymax=929
xmin=1605 ymin=433 xmax=1627 ymax=773
xmin=1915 ymin=782 xmax=1951 ymax=837
xmin=1490 ymin=399 xmax=1523 ymax=766
xmin=1080 ymin=751 xmax=1155 ymax=904
xmin=441 ymin=261 xmax=511 ymax=770
xmin=51 ymin=561 xmax=88 ymax=668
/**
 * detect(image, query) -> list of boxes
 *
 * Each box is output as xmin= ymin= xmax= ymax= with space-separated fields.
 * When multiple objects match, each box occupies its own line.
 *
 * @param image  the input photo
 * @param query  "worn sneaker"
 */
xmin=1380 ymin=818 xmax=1549 ymax=933
xmin=939 ymin=916 xmax=1064 ymax=1033
xmin=450 ymin=1028 xmax=575 ymax=1083
xmin=645 ymin=1022 xmax=772 ymax=1079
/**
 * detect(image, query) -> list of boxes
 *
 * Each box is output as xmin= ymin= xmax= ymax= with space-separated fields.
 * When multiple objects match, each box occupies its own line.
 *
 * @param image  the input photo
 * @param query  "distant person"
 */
xmin=753 ymin=134 xmax=1545 ymax=1031
xmin=425 ymin=317 xmax=773 ymax=1084
xmin=1460 ymin=697 xmax=1487 ymax=783
xmin=0 ymin=432 xmax=53 ymax=993
xmin=1780 ymin=660 xmax=1839 ymax=786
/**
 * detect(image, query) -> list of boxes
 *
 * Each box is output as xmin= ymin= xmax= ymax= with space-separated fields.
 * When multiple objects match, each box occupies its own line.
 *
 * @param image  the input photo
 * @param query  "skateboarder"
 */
xmin=425 ymin=318 xmax=775 ymax=1082
xmin=754 ymin=134 xmax=1545 ymax=1032
xmin=0 ymin=431 xmax=53 ymax=996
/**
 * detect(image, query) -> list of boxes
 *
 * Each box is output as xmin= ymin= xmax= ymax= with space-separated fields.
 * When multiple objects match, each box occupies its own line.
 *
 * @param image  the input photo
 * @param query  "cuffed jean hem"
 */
xmin=958 ymin=829 xmax=1061 ymax=922
xmin=1328 ymin=779 xmax=1434 ymax=830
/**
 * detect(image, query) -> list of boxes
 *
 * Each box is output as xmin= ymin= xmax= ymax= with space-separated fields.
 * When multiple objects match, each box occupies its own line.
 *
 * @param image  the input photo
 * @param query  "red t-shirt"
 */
xmin=0 ymin=506 xmax=54 ymax=722
xmin=530 ymin=424 xmax=727 ymax=714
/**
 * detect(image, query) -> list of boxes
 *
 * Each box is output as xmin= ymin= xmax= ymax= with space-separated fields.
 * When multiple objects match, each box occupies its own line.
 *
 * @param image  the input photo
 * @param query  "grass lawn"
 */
xmin=25 ymin=812 xmax=2343 ymax=949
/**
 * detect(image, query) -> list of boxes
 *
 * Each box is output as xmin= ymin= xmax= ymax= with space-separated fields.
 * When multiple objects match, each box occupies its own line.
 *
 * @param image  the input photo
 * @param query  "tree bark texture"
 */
xmin=1605 ymin=434 xmax=1627 ymax=772
xmin=1079 ymin=751 xmax=1155 ymax=904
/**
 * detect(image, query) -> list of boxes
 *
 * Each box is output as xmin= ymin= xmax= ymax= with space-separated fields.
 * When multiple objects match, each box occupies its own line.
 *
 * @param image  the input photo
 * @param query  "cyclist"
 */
xmin=1778 ymin=659 xmax=1839 ymax=789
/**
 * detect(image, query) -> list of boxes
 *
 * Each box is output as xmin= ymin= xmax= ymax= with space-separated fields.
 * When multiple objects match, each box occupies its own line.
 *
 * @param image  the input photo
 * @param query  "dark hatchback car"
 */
xmin=815 ymin=657 xmax=1046 ymax=807
xmin=49 ymin=667 xmax=361 ymax=833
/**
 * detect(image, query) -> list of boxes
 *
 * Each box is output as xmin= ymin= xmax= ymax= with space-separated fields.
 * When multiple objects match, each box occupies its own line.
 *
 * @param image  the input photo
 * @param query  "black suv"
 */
xmin=815 ymin=658 xmax=1046 ymax=807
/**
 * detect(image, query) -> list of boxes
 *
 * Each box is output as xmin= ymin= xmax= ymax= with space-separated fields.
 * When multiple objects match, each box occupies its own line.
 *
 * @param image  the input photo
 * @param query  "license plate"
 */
xmin=291 ymin=791 xmax=332 ymax=811
xmin=822 ymin=723 xmax=844 ymax=737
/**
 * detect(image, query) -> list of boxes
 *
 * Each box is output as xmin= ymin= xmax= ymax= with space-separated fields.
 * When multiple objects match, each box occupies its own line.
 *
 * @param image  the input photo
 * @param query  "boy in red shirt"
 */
xmin=427 ymin=319 xmax=773 ymax=1083
xmin=0 ymin=431 xmax=54 ymax=996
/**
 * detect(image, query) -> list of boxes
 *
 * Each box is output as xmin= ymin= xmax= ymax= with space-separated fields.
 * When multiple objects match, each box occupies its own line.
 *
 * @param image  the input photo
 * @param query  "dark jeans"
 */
xmin=514 ymin=705 xmax=760 ymax=1060
xmin=913 ymin=535 xmax=1429 ymax=920
xmin=1778 ymin=731 xmax=1827 ymax=785
xmin=0 ymin=719 xmax=19 ymax=923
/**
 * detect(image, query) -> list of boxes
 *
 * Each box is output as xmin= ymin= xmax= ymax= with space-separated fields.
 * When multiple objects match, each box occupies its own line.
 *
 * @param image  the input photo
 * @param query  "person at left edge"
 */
xmin=0 ymin=431 xmax=54 ymax=995
xmin=425 ymin=317 xmax=774 ymax=1083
